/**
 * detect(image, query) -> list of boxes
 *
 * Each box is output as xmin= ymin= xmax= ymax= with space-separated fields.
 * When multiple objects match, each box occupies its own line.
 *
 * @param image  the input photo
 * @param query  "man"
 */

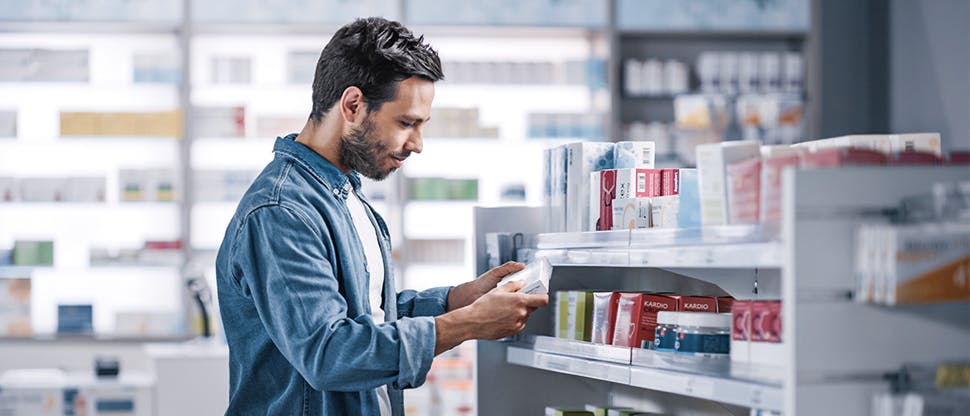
xmin=215 ymin=17 xmax=548 ymax=415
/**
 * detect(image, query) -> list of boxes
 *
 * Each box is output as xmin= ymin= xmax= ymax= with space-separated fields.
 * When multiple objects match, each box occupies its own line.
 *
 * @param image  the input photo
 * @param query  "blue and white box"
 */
xmin=544 ymin=146 xmax=568 ymax=232
xmin=677 ymin=169 xmax=702 ymax=228
xmin=565 ymin=142 xmax=614 ymax=232
xmin=614 ymin=141 xmax=656 ymax=169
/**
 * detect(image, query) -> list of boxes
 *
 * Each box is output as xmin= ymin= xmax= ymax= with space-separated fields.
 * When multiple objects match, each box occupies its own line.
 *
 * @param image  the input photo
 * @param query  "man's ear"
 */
xmin=339 ymin=86 xmax=366 ymax=125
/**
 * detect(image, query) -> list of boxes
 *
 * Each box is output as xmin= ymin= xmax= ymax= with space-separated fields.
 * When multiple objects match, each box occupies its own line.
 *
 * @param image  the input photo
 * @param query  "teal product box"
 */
xmin=57 ymin=304 xmax=93 ymax=335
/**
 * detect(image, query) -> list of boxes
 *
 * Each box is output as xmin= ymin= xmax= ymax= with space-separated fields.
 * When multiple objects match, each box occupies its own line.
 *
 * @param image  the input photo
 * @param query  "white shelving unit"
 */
xmin=474 ymin=166 xmax=969 ymax=415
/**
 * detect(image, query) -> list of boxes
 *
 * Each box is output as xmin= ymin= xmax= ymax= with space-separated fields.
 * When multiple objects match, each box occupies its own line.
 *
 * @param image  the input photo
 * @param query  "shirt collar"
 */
xmin=273 ymin=133 xmax=362 ymax=196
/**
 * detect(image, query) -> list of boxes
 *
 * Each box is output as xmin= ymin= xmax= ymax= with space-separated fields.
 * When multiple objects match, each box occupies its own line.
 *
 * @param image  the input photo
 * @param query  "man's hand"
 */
xmin=445 ymin=261 xmax=525 ymax=311
xmin=434 ymin=279 xmax=549 ymax=355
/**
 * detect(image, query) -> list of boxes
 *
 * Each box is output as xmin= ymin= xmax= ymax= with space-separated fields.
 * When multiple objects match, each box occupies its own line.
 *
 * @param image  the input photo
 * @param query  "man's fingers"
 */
xmin=482 ymin=261 xmax=525 ymax=281
xmin=495 ymin=279 xmax=525 ymax=293
xmin=520 ymin=293 xmax=549 ymax=308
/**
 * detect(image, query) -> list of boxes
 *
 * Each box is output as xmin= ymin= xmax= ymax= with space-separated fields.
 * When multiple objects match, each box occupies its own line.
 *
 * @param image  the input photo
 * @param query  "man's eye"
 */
xmin=400 ymin=121 xmax=415 ymax=128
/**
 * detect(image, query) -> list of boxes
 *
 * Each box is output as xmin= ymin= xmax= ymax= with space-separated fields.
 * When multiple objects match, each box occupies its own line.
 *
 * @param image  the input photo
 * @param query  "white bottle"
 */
xmin=624 ymin=58 xmax=643 ymax=96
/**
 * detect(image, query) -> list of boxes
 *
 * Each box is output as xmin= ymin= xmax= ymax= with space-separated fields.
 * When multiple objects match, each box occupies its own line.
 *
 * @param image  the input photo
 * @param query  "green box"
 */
xmin=568 ymin=291 xmax=594 ymax=341
xmin=556 ymin=291 xmax=569 ymax=338
xmin=13 ymin=241 xmax=54 ymax=266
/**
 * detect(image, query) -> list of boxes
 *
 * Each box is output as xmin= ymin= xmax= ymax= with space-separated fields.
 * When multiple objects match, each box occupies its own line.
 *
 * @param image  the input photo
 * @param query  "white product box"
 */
xmin=565 ymin=142 xmax=614 ymax=232
xmin=696 ymin=141 xmax=761 ymax=226
xmin=544 ymin=146 xmax=568 ymax=232
xmin=649 ymin=195 xmax=680 ymax=229
xmin=614 ymin=141 xmax=656 ymax=169
xmin=0 ymin=110 xmax=16 ymax=138
xmin=19 ymin=178 xmax=65 ymax=202
xmin=795 ymin=133 xmax=942 ymax=156
xmin=64 ymin=177 xmax=106 ymax=203
xmin=612 ymin=197 xmax=650 ymax=230
xmin=497 ymin=257 xmax=552 ymax=295
xmin=589 ymin=171 xmax=602 ymax=231
xmin=885 ymin=223 xmax=970 ymax=305
xmin=0 ymin=177 xmax=16 ymax=202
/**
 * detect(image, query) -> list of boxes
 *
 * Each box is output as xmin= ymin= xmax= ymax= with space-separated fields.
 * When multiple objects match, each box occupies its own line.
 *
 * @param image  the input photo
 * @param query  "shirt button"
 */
xmin=332 ymin=188 xmax=340 ymax=196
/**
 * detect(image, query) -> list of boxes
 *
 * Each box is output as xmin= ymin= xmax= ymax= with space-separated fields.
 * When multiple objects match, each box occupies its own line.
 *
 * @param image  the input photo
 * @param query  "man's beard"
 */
xmin=339 ymin=115 xmax=404 ymax=181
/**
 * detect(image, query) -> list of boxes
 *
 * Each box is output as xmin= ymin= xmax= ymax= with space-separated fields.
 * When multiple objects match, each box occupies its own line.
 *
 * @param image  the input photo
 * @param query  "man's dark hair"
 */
xmin=310 ymin=17 xmax=444 ymax=122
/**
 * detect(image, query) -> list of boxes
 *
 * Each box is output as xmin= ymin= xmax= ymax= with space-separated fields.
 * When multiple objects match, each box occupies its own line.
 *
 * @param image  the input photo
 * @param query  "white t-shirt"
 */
xmin=344 ymin=183 xmax=391 ymax=416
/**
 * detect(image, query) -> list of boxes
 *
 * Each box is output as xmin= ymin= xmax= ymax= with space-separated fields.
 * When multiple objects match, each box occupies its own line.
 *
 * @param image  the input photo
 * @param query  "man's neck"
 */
xmin=295 ymin=114 xmax=348 ymax=172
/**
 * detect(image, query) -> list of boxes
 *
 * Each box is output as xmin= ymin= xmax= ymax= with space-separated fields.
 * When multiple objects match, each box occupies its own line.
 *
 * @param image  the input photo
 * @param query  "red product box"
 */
xmin=891 ymin=150 xmax=944 ymax=165
xmin=761 ymin=153 xmax=801 ymax=223
xmin=717 ymin=296 xmax=735 ymax=313
xmin=948 ymin=151 xmax=970 ymax=164
xmin=731 ymin=300 xmax=752 ymax=342
xmin=611 ymin=293 xmax=643 ymax=347
xmin=800 ymin=147 xmax=888 ymax=167
xmin=676 ymin=296 xmax=718 ymax=313
xmin=598 ymin=169 xmax=617 ymax=231
xmin=751 ymin=300 xmax=783 ymax=343
xmin=144 ymin=240 xmax=182 ymax=250
xmin=661 ymin=169 xmax=681 ymax=196
xmin=726 ymin=158 xmax=761 ymax=224
xmin=637 ymin=294 xmax=679 ymax=344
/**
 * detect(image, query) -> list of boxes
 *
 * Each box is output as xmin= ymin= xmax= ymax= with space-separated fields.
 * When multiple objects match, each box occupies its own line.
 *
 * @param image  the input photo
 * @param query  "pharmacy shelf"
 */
xmin=531 ymin=226 xmax=782 ymax=268
xmin=191 ymin=137 xmax=276 ymax=169
xmin=0 ymin=21 xmax=180 ymax=34
xmin=506 ymin=335 xmax=783 ymax=411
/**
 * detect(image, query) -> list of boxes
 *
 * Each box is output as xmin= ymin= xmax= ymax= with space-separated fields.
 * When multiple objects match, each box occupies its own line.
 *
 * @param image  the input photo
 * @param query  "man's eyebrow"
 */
xmin=400 ymin=114 xmax=431 ymax=123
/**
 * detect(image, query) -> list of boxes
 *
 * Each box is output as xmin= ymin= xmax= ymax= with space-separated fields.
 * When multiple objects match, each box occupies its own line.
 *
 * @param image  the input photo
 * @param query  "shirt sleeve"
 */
xmin=228 ymin=204 xmax=435 ymax=392
xmin=396 ymin=286 xmax=452 ymax=319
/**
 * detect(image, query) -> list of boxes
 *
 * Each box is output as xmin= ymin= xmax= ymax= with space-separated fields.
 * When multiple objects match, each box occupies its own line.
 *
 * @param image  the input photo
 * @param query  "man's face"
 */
xmin=340 ymin=77 xmax=434 ymax=181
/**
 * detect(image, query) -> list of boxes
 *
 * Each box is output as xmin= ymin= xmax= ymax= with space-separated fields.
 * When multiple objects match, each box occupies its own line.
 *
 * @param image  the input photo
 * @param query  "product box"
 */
xmin=612 ymin=197 xmax=650 ymax=230
xmin=796 ymin=133 xmax=942 ymax=156
xmin=590 ymin=292 xmax=621 ymax=344
xmin=648 ymin=195 xmax=678 ymax=229
xmin=566 ymin=291 xmax=594 ymax=341
xmin=565 ymin=142 xmax=614 ymax=232
xmin=614 ymin=141 xmax=655 ymax=169
xmin=595 ymin=169 xmax=617 ymax=231
xmin=726 ymin=158 xmax=762 ymax=224
xmin=799 ymin=147 xmax=887 ymax=167
xmin=676 ymin=296 xmax=719 ymax=313
xmin=544 ymin=146 xmax=568 ymax=232
xmin=585 ymin=405 xmax=634 ymax=416
xmin=0 ymin=177 xmax=17 ymax=202
xmin=57 ymin=304 xmax=93 ymax=335
xmin=750 ymin=300 xmax=784 ymax=366
xmin=717 ymin=296 xmax=735 ymax=313
xmin=615 ymin=168 xmax=663 ymax=199
xmin=194 ymin=106 xmax=246 ymax=138
xmin=677 ymin=169 xmax=701 ymax=228
xmin=887 ymin=224 xmax=970 ymax=305
xmin=589 ymin=171 xmax=602 ymax=231
xmin=119 ymin=169 xmax=177 ymax=202
xmin=611 ymin=293 xmax=681 ymax=347
xmin=660 ymin=168 xmax=680 ymax=196
xmin=13 ymin=241 xmax=54 ymax=266
xmin=759 ymin=147 xmax=805 ymax=223
xmin=0 ymin=110 xmax=16 ymax=138
xmin=556 ymin=291 xmax=568 ymax=338
xmin=64 ymin=177 xmax=106 ymax=203
xmin=696 ymin=141 xmax=761 ymax=226
xmin=0 ymin=278 xmax=31 ymax=336
xmin=890 ymin=150 xmax=944 ymax=165
xmin=545 ymin=407 xmax=593 ymax=416
xmin=730 ymin=300 xmax=752 ymax=363
xmin=60 ymin=111 xmax=181 ymax=137
xmin=19 ymin=178 xmax=65 ymax=202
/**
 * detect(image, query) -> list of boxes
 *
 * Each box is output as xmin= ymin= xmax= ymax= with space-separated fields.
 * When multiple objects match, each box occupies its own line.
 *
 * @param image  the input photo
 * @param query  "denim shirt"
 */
xmin=216 ymin=134 xmax=451 ymax=415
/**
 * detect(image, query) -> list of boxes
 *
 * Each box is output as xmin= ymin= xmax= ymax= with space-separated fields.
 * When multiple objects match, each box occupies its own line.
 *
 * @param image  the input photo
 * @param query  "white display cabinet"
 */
xmin=474 ymin=166 xmax=968 ymax=415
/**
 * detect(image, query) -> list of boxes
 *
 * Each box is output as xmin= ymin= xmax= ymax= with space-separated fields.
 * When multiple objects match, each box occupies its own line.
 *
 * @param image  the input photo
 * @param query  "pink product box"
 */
xmin=616 ymin=168 xmax=663 ymax=199
xmin=760 ymin=153 xmax=801 ymax=224
xmin=661 ymin=168 xmax=680 ymax=196
xmin=726 ymin=158 xmax=761 ymax=224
